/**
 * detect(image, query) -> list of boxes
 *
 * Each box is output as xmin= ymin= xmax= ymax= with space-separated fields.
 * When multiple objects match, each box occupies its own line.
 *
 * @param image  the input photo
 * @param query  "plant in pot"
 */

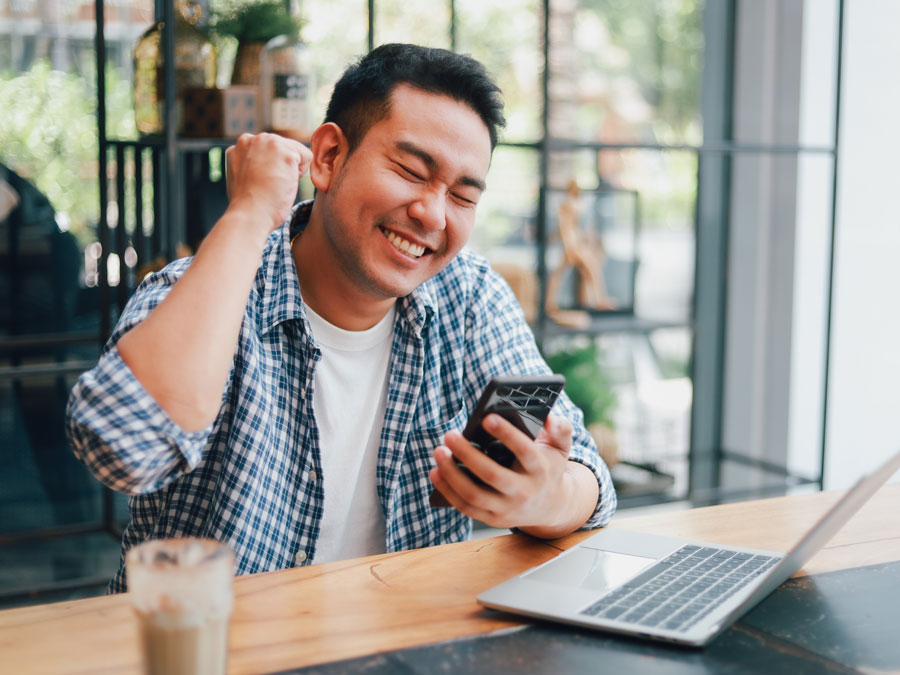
xmin=210 ymin=1 xmax=303 ymax=85
xmin=545 ymin=340 xmax=619 ymax=469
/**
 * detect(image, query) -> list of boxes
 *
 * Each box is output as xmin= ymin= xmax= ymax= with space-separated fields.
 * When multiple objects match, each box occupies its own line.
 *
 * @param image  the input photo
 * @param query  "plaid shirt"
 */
xmin=67 ymin=201 xmax=616 ymax=592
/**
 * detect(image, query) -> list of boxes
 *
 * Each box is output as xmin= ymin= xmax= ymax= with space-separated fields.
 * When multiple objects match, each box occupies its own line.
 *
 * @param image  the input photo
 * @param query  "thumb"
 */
xmin=541 ymin=414 xmax=573 ymax=451
xmin=225 ymin=146 xmax=237 ymax=202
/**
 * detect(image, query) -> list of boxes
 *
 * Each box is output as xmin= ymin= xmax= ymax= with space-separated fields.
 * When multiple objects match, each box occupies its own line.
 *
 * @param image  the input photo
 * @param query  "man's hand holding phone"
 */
xmin=429 ymin=376 xmax=600 ymax=539
xmin=429 ymin=412 xmax=578 ymax=529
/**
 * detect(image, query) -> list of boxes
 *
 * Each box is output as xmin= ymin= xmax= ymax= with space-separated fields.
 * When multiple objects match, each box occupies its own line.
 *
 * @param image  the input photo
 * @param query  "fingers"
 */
xmin=480 ymin=413 xmax=571 ymax=474
xmin=443 ymin=428 xmax=518 ymax=492
xmin=431 ymin=406 xmax=583 ymax=534
xmin=432 ymin=425 xmax=532 ymax=520
xmin=429 ymin=446 xmax=502 ymax=522
xmin=537 ymin=414 xmax=573 ymax=453
xmin=296 ymin=141 xmax=313 ymax=176
xmin=224 ymin=146 xmax=236 ymax=201
xmin=435 ymin=414 xmax=570 ymax=497
xmin=226 ymin=133 xmax=310 ymax=183
xmin=224 ymin=132 xmax=312 ymax=229
xmin=431 ymin=414 xmax=578 ymax=531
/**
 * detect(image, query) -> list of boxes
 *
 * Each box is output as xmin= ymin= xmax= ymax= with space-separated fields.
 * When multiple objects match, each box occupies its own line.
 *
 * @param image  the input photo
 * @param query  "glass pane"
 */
xmin=721 ymin=152 xmax=834 ymax=492
xmin=797 ymin=0 xmax=839 ymax=147
xmin=468 ymin=146 xmax=540 ymax=320
xmin=548 ymin=0 xmax=704 ymax=146
xmin=827 ymin=1 xmax=900 ymax=490
xmin=0 ymin=0 xmax=143 ymax=605
xmin=544 ymin=176 xmax=641 ymax=313
xmin=542 ymin=147 xmax=695 ymax=319
xmin=602 ymin=148 xmax=695 ymax=321
xmin=730 ymin=0 xmax=839 ymax=147
xmin=301 ymin=0 xmax=369 ymax=119
xmin=375 ymin=0 xmax=451 ymax=50
xmin=470 ymin=145 xmax=540 ymax=253
xmin=0 ymin=371 xmax=101 ymax=536
xmin=455 ymin=0 xmax=542 ymax=143
xmin=0 ymin=532 xmax=122 ymax=606
xmin=543 ymin=327 xmax=693 ymax=503
xmin=788 ymin=152 xmax=833 ymax=482
xmin=541 ymin=146 xmax=697 ymax=504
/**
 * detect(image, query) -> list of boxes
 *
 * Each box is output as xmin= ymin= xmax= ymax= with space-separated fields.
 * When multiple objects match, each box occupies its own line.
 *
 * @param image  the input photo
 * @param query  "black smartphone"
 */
xmin=430 ymin=374 xmax=566 ymax=507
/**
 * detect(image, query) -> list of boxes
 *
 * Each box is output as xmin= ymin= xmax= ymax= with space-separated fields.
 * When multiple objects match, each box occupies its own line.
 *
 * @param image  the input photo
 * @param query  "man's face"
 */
xmin=315 ymin=84 xmax=493 ymax=302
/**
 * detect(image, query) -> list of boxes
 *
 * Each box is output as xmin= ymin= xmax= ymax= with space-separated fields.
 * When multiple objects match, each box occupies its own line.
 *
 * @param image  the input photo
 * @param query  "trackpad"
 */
xmin=524 ymin=547 xmax=654 ymax=593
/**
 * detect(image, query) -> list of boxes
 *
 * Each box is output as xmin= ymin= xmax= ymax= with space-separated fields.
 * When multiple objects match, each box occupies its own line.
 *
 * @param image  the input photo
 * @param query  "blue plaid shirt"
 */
xmin=67 ymin=201 xmax=616 ymax=592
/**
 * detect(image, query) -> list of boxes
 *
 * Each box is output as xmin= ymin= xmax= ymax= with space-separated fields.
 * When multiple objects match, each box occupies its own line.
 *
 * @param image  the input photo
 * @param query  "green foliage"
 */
xmin=455 ymin=0 xmax=542 ymax=142
xmin=579 ymin=0 xmax=704 ymax=143
xmin=210 ymin=1 xmax=304 ymax=44
xmin=0 ymin=61 xmax=136 ymax=246
xmin=546 ymin=342 xmax=617 ymax=429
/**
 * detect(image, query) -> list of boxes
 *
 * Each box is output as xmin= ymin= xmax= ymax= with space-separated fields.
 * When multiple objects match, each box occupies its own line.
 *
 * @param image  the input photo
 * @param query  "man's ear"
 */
xmin=309 ymin=123 xmax=347 ymax=192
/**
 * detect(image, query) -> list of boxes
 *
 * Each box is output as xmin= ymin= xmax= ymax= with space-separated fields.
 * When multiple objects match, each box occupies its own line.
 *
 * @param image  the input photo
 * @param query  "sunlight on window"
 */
xmin=107 ymin=252 xmax=121 ymax=287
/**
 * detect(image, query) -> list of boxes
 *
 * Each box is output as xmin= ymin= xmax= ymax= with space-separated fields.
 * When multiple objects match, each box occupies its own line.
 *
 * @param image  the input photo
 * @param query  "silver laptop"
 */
xmin=478 ymin=449 xmax=900 ymax=647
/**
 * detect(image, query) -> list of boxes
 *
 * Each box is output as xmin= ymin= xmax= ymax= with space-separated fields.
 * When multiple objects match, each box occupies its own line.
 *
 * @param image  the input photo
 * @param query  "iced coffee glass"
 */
xmin=127 ymin=538 xmax=235 ymax=675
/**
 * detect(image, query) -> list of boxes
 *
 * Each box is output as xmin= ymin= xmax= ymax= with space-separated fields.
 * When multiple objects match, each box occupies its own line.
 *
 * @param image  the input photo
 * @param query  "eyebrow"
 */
xmin=395 ymin=140 xmax=486 ymax=193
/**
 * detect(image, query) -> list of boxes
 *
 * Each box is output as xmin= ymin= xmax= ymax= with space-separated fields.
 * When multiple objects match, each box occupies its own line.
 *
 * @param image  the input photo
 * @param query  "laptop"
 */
xmin=478 ymin=449 xmax=900 ymax=647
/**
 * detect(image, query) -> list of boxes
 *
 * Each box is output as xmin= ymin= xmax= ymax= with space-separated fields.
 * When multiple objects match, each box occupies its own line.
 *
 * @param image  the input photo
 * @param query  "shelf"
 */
xmin=0 ymin=331 xmax=100 ymax=352
xmin=542 ymin=313 xmax=689 ymax=337
xmin=0 ymin=360 xmax=98 ymax=382
xmin=611 ymin=461 xmax=676 ymax=500
xmin=106 ymin=137 xmax=235 ymax=151
xmin=612 ymin=452 xmax=820 ymax=511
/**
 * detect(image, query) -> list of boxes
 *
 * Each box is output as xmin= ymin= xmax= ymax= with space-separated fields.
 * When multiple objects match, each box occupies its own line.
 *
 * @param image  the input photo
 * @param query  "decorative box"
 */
xmin=182 ymin=86 xmax=259 ymax=138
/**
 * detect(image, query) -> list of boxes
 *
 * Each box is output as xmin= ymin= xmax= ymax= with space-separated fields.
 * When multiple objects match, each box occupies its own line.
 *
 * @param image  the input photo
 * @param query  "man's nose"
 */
xmin=409 ymin=188 xmax=446 ymax=231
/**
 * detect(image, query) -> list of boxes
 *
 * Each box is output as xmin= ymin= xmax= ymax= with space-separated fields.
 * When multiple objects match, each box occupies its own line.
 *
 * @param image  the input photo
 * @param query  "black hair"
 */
xmin=324 ymin=43 xmax=506 ymax=152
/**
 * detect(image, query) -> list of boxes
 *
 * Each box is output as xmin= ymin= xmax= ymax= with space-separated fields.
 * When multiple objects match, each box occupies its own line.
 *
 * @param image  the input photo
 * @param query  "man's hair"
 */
xmin=324 ymin=43 xmax=506 ymax=152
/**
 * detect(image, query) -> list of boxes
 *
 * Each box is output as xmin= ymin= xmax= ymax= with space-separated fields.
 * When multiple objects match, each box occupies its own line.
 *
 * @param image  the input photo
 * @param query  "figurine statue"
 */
xmin=545 ymin=179 xmax=615 ymax=327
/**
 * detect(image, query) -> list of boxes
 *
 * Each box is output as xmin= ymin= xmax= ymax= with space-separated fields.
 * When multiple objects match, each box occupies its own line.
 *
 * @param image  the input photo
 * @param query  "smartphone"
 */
xmin=430 ymin=374 xmax=566 ymax=507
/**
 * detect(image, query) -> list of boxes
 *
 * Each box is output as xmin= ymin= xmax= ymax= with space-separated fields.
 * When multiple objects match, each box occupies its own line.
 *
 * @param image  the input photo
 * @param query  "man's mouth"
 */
xmin=380 ymin=226 xmax=429 ymax=259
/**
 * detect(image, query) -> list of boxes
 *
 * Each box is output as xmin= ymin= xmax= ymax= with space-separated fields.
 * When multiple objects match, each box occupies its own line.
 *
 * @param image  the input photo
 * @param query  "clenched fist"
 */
xmin=225 ymin=133 xmax=313 ymax=234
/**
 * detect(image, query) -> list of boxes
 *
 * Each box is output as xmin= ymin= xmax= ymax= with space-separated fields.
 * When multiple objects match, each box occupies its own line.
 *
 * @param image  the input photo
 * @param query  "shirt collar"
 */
xmin=258 ymin=201 xmax=310 ymax=336
xmin=257 ymin=199 xmax=438 ymax=337
xmin=398 ymin=282 xmax=436 ymax=338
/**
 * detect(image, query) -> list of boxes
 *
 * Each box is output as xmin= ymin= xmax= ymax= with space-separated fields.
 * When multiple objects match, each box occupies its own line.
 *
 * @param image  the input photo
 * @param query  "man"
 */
xmin=67 ymin=44 xmax=616 ymax=592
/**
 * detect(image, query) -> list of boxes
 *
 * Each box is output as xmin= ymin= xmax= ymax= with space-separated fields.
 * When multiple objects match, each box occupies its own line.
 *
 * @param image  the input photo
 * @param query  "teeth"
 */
xmin=384 ymin=229 xmax=426 ymax=258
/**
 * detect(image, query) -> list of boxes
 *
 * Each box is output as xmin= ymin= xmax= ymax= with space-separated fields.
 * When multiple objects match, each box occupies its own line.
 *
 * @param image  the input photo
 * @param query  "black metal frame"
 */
xmin=820 ymin=0 xmax=846 ymax=495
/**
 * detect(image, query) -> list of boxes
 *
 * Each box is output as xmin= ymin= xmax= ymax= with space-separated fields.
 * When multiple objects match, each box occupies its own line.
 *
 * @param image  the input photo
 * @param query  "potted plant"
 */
xmin=545 ymin=341 xmax=620 ymax=468
xmin=210 ymin=1 xmax=303 ymax=85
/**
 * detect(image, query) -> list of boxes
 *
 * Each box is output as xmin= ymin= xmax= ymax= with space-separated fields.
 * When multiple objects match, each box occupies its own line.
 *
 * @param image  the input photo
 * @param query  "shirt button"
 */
xmin=308 ymin=470 xmax=318 ymax=482
xmin=295 ymin=550 xmax=307 ymax=563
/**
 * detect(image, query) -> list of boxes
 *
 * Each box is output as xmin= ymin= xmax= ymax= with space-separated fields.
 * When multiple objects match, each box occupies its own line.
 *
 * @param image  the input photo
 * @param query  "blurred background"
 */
xmin=1 ymin=0 xmax=898 ymax=608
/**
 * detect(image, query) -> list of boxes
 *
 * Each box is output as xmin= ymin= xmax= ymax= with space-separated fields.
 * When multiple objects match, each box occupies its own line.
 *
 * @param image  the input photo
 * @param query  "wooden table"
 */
xmin=2 ymin=484 xmax=899 ymax=675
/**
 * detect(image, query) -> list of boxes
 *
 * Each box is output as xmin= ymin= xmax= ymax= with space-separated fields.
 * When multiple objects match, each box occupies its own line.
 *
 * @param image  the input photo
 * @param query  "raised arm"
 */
xmin=116 ymin=133 xmax=311 ymax=431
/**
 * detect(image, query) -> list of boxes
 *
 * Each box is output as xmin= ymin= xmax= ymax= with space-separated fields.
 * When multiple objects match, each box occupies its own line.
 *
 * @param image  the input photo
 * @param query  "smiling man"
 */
xmin=67 ymin=44 xmax=616 ymax=592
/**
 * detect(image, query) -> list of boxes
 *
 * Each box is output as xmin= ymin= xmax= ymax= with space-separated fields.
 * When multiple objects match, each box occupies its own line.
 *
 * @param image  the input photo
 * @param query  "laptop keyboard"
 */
xmin=580 ymin=545 xmax=779 ymax=632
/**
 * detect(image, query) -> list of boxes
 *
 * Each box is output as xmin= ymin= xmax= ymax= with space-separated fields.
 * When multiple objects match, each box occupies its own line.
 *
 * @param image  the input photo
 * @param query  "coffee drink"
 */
xmin=127 ymin=538 xmax=234 ymax=675
xmin=135 ymin=609 xmax=229 ymax=675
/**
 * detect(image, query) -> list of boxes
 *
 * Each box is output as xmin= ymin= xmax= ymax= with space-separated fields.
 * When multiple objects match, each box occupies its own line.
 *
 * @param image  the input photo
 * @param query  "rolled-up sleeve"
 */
xmin=66 ymin=258 xmax=214 ymax=495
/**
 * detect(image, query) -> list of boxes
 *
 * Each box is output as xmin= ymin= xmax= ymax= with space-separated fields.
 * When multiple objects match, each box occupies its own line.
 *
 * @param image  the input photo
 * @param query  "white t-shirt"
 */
xmin=303 ymin=303 xmax=395 ymax=564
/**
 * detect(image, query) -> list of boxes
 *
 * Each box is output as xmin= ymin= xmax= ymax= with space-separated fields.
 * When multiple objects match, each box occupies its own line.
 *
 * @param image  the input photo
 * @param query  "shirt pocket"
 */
xmin=405 ymin=405 xmax=468 ymax=464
